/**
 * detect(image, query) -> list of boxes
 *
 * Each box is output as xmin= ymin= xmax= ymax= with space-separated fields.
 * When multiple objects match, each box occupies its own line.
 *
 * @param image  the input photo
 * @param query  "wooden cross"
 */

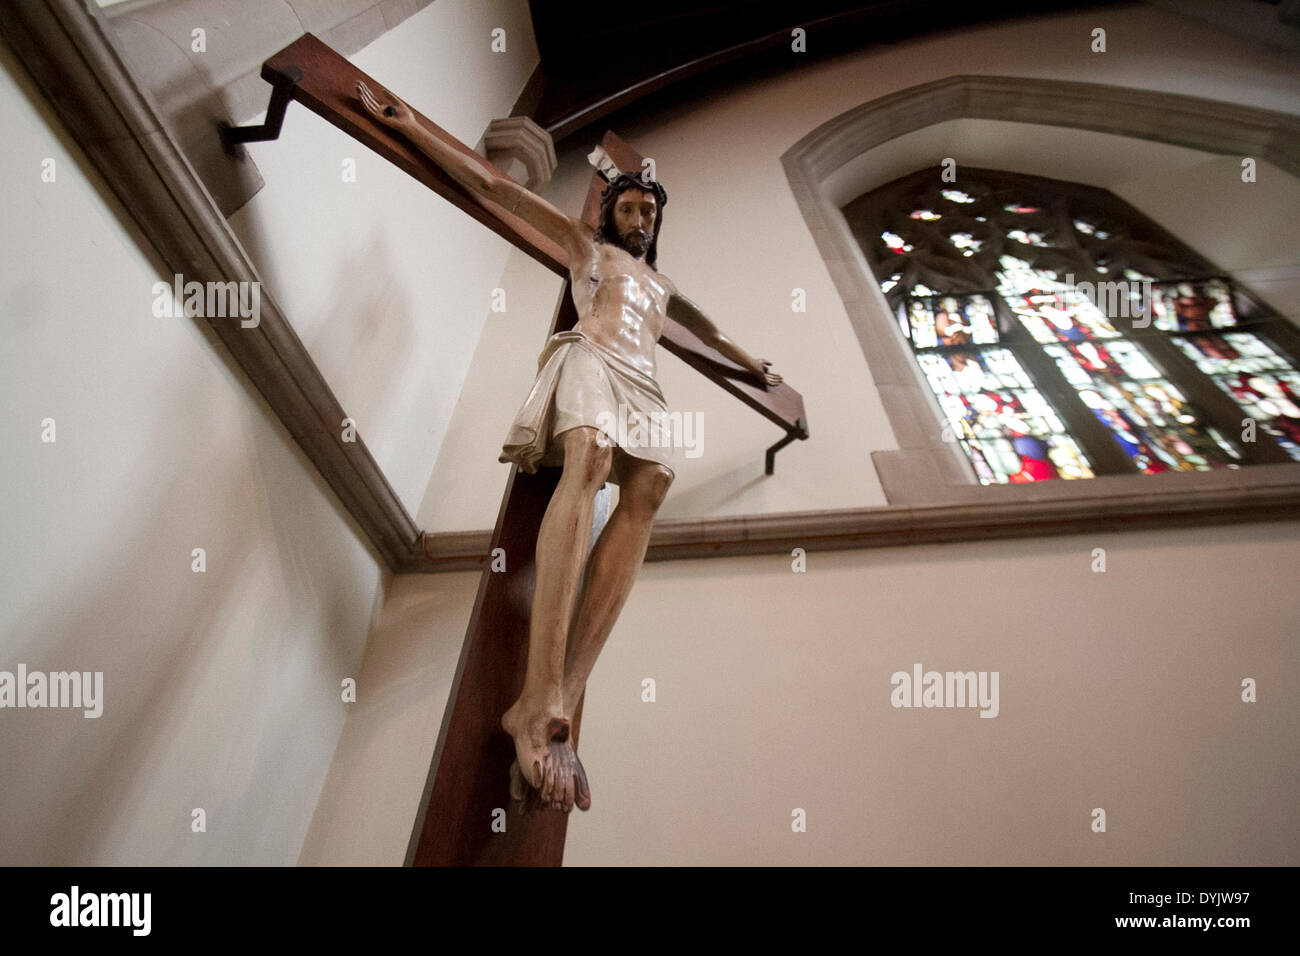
xmin=249 ymin=33 xmax=807 ymax=865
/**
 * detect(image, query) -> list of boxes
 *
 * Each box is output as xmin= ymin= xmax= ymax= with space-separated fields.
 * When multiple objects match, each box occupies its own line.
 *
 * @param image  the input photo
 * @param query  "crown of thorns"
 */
xmin=598 ymin=170 xmax=667 ymax=208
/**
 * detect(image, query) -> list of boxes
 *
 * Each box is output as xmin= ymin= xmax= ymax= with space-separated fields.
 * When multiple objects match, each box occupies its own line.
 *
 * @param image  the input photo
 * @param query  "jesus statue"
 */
xmin=359 ymin=81 xmax=783 ymax=813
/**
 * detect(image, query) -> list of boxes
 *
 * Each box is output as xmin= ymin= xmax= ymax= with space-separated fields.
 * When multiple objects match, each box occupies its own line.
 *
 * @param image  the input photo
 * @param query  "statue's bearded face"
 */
xmin=611 ymin=189 xmax=658 ymax=259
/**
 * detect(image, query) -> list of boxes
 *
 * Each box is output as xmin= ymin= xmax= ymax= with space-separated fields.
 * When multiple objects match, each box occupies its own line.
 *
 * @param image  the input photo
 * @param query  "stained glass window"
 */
xmin=846 ymin=167 xmax=1300 ymax=484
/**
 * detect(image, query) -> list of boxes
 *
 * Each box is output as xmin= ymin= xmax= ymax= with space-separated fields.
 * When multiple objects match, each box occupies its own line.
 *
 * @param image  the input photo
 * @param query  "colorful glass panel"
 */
xmin=916 ymin=349 xmax=1094 ymax=484
xmin=996 ymin=256 xmax=1120 ymax=342
xmin=882 ymin=231 xmax=912 ymax=253
xmin=1172 ymin=331 xmax=1300 ymax=460
xmin=1007 ymin=228 xmax=1050 ymax=247
xmin=1150 ymin=279 xmax=1237 ymax=332
xmin=1043 ymin=341 xmax=1242 ymax=472
xmin=901 ymin=294 xmax=999 ymax=349
xmin=1073 ymin=219 xmax=1110 ymax=239
xmin=1002 ymin=288 xmax=1120 ymax=343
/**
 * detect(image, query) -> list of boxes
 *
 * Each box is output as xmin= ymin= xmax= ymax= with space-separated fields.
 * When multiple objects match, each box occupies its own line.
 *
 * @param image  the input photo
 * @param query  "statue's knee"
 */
xmin=565 ymin=428 xmax=612 ymax=486
xmin=632 ymin=465 xmax=673 ymax=511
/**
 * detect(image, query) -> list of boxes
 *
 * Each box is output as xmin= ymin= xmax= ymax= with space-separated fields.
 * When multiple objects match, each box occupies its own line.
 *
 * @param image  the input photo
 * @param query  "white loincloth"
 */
xmin=499 ymin=329 xmax=677 ymax=485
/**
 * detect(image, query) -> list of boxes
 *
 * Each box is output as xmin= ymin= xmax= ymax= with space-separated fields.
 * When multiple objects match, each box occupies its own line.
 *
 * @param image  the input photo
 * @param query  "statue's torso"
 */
xmin=569 ymin=240 xmax=672 ymax=379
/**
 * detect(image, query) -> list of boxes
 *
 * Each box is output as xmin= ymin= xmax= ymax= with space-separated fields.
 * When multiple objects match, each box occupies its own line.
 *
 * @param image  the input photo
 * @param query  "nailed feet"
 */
xmin=502 ymin=703 xmax=591 ymax=813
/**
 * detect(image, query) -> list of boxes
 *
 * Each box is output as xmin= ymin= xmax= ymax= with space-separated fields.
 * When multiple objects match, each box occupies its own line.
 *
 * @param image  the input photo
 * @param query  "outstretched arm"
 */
xmin=667 ymin=290 xmax=783 ymax=388
xmin=356 ymin=81 xmax=590 ymax=260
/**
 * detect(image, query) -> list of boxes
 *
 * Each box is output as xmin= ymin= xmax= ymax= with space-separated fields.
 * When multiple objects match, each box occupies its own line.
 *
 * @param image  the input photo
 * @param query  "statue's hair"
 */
xmin=592 ymin=172 xmax=668 ymax=268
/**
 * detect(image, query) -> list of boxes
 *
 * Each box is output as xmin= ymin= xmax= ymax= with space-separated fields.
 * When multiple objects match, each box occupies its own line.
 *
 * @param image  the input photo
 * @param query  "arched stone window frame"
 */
xmin=781 ymin=74 xmax=1300 ymax=511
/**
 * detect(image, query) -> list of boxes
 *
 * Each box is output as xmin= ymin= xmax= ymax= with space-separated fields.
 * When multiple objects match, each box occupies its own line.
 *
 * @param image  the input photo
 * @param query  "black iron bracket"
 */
xmin=219 ymin=64 xmax=302 ymax=146
xmin=765 ymin=416 xmax=808 ymax=475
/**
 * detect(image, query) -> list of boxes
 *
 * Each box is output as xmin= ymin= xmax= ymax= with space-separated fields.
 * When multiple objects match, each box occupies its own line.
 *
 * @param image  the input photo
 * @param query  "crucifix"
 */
xmin=239 ymin=34 xmax=807 ymax=865
xmin=360 ymin=76 xmax=790 ymax=816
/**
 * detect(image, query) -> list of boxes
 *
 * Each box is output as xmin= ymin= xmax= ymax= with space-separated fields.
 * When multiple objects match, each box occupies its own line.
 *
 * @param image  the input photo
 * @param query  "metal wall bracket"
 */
xmin=219 ymin=64 xmax=303 ymax=145
xmin=765 ymin=416 xmax=809 ymax=475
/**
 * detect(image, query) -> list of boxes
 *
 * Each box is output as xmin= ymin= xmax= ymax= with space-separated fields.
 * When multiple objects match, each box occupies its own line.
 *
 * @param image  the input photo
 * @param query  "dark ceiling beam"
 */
xmin=525 ymin=0 xmax=1117 ymax=143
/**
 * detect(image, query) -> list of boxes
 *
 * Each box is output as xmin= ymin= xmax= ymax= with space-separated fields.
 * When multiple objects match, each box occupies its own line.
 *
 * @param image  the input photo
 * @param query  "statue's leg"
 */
xmin=562 ymin=452 xmax=673 ymax=711
xmin=502 ymin=426 xmax=610 ymax=810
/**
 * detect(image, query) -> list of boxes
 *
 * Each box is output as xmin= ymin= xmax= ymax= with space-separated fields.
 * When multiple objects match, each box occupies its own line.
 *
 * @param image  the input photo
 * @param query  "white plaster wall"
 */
xmin=563 ymin=519 xmax=1300 ymax=865
xmin=297 ymin=568 xmax=479 ymax=865
xmin=0 ymin=0 xmax=535 ymax=865
xmin=312 ymin=517 xmax=1300 ymax=866
xmin=421 ymin=2 xmax=1300 ymax=532
xmin=0 ymin=39 xmax=379 ymax=865
xmin=230 ymin=0 xmax=540 ymax=521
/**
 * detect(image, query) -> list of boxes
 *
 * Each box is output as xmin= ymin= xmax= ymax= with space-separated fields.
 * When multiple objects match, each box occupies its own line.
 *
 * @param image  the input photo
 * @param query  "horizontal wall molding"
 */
xmin=411 ymin=464 xmax=1300 ymax=571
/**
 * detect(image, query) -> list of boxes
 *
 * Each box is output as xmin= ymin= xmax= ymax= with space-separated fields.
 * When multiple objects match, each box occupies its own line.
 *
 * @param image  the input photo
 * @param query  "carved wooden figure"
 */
xmin=358 ymin=80 xmax=783 ymax=814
